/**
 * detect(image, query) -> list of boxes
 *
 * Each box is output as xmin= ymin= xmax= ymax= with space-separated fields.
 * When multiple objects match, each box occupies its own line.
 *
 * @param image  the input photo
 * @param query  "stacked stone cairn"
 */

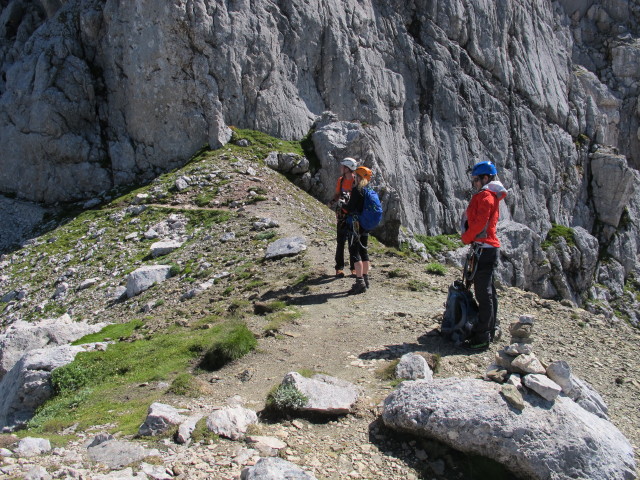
xmin=485 ymin=315 xmax=567 ymax=411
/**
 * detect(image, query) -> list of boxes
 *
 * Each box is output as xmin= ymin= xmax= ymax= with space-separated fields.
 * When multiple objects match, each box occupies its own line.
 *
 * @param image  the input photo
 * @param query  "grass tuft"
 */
xmin=199 ymin=322 xmax=257 ymax=371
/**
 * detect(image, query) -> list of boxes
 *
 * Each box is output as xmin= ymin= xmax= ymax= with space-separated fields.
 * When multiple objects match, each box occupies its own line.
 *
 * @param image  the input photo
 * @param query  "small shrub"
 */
xmin=264 ymin=309 xmax=301 ymax=333
xmin=415 ymin=234 xmax=462 ymax=255
xmin=374 ymin=359 xmax=399 ymax=381
xmin=255 ymin=231 xmax=276 ymax=241
xmin=266 ymin=384 xmax=308 ymax=411
xmin=200 ymin=322 xmax=257 ymax=371
xmin=407 ymin=280 xmax=428 ymax=291
xmin=542 ymin=224 xmax=576 ymax=249
xmin=429 ymin=353 xmax=441 ymax=374
xmin=388 ymin=269 xmax=408 ymax=279
xmin=425 ymin=262 xmax=447 ymax=276
xmin=190 ymin=418 xmax=219 ymax=444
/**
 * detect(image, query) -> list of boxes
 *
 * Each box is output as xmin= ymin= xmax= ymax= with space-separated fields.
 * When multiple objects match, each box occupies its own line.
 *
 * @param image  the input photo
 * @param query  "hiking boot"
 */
xmin=363 ymin=274 xmax=370 ymax=288
xmin=349 ymin=278 xmax=367 ymax=295
xmin=335 ymin=270 xmax=345 ymax=278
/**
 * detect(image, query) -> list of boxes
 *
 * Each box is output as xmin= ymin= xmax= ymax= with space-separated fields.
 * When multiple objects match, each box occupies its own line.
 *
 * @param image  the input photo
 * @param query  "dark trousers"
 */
xmin=348 ymin=231 xmax=369 ymax=264
xmin=335 ymin=225 xmax=354 ymax=271
xmin=472 ymin=247 xmax=498 ymax=343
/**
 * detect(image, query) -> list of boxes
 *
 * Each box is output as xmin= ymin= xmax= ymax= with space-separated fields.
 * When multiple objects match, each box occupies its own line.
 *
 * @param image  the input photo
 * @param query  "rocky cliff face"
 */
xmin=1 ymin=0 xmax=640 ymax=313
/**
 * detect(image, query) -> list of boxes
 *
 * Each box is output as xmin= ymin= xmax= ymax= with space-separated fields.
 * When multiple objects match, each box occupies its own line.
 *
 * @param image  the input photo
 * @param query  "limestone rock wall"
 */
xmin=1 ymin=0 xmax=640 ymax=304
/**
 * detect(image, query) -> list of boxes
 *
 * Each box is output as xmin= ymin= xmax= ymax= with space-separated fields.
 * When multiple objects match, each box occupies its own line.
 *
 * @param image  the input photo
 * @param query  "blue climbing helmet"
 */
xmin=471 ymin=161 xmax=498 ymax=176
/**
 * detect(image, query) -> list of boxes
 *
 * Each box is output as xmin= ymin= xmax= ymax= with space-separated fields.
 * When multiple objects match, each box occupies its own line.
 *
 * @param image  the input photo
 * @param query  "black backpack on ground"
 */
xmin=441 ymin=246 xmax=480 ymax=346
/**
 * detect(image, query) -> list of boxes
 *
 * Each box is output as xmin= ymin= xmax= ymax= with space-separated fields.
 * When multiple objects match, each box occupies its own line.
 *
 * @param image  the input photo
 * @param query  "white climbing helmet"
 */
xmin=340 ymin=157 xmax=358 ymax=171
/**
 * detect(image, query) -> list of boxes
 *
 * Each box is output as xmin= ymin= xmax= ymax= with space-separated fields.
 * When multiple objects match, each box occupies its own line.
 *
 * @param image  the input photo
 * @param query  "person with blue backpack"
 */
xmin=460 ymin=160 xmax=508 ymax=349
xmin=345 ymin=166 xmax=383 ymax=294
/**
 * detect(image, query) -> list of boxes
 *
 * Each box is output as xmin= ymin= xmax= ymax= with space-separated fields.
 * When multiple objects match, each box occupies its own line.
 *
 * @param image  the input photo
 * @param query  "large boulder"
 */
xmin=281 ymin=372 xmax=360 ymax=414
xmin=125 ymin=265 xmax=172 ymax=298
xmin=0 ymin=345 xmax=87 ymax=429
xmin=382 ymin=378 xmax=636 ymax=480
xmin=0 ymin=314 xmax=105 ymax=379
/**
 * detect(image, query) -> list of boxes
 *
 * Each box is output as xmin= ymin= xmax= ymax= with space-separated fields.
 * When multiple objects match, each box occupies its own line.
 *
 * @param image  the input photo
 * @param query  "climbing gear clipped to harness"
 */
xmin=440 ymin=244 xmax=480 ymax=347
xmin=463 ymin=243 xmax=482 ymax=288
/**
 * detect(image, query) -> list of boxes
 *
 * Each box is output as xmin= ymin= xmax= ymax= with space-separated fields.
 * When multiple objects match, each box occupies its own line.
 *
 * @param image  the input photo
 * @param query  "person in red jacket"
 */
xmin=461 ymin=160 xmax=508 ymax=349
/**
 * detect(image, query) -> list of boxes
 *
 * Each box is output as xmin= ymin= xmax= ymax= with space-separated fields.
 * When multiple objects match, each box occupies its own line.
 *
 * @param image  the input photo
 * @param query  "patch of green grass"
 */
xmin=194 ymin=188 xmax=220 ymax=207
xmin=245 ymin=280 xmax=266 ymax=290
xmin=199 ymin=322 xmax=257 ymax=371
xmin=229 ymin=127 xmax=306 ymax=160
xmin=374 ymin=359 xmax=400 ymax=381
xmin=388 ymin=268 xmax=408 ymax=279
xmin=425 ymin=262 xmax=447 ymax=276
xmin=292 ymin=273 xmax=311 ymax=286
xmin=190 ymin=418 xmax=219 ymax=444
xmin=414 ymin=234 xmax=462 ymax=255
xmin=72 ymin=319 xmax=144 ymax=345
xmin=407 ymin=280 xmax=428 ymax=291
xmin=254 ymin=230 xmax=277 ymax=241
xmin=168 ymin=373 xmax=201 ymax=397
xmin=27 ymin=319 xmax=253 ymax=435
xmin=264 ymin=308 xmax=302 ymax=333
xmin=542 ymin=224 xmax=576 ymax=249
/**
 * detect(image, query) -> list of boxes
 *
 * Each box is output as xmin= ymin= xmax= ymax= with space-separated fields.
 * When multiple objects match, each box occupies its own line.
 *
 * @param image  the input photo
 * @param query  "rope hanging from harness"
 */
xmin=347 ymin=215 xmax=367 ymax=250
xmin=463 ymin=243 xmax=481 ymax=288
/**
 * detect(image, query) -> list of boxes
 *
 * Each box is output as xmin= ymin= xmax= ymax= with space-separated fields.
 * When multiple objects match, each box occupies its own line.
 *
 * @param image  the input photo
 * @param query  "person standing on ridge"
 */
xmin=329 ymin=157 xmax=357 ymax=278
xmin=345 ymin=166 xmax=373 ymax=294
xmin=460 ymin=160 xmax=508 ymax=349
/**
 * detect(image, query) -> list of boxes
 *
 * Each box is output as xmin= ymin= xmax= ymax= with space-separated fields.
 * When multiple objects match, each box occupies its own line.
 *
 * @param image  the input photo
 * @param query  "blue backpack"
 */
xmin=356 ymin=187 xmax=383 ymax=231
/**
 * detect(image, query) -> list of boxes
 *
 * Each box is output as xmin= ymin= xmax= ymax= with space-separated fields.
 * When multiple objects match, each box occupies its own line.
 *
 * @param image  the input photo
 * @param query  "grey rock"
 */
xmin=590 ymin=149 xmax=635 ymax=228
xmin=0 ymin=345 xmax=87 ymax=429
xmin=395 ymin=353 xmax=432 ymax=381
xmin=175 ymin=414 xmax=204 ymax=444
xmin=91 ymin=467 xmax=147 ymax=480
xmin=85 ymin=433 xmax=115 ymax=449
xmin=501 ymin=384 xmax=525 ymax=410
xmin=150 ymin=240 xmax=183 ymax=258
xmin=246 ymin=436 xmax=287 ymax=457
xmin=546 ymin=360 xmax=609 ymax=419
xmin=523 ymin=374 xmax=562 ymax=401
xmin=125 ymin=265 xmax=172 ymax=298
xmin=281 ymin=372 xmax=360 ymax=414
xmin=77 ymin=277 xmax=100 ymax=290
xmin=24 ymin=466 xmax=52 ymax=480
xmin=206 ymin=406 xmax=258 ymax=440
xmin=252 ymin=218 xmax=280 ymax=231
xmin=15 ymin=437 xmax=51 ymax=457
xmin=87 ymin=440 xmax=160 ymax=469
xmin=511 ymin=354 xmax=546 ymax=375
xmin=0 ymin=314 xmax=105 ymax=378
xmin=138 ymin=402 xmax=188 ymax=436
xmin=140 ymin=462 xmax=173 ymax=480
xmin=503 ymin=343 xmax=533 ymax=356
xmin=241 ymin=457 xmax=317 ymax=480
xmin=382 ymin=378 xmax=636 ymax=480
xmin=265 ymin=237 xmax=307 ymax=260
